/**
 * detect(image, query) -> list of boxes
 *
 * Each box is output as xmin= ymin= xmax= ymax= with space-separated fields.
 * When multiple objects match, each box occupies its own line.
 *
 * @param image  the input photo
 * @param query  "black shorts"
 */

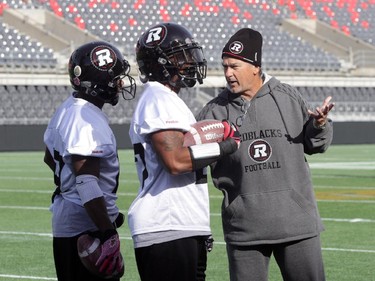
xmin=53 ymin=235 xmax=120 ymax=281
xmin=135 ymin=236 xmax=208 ymax=281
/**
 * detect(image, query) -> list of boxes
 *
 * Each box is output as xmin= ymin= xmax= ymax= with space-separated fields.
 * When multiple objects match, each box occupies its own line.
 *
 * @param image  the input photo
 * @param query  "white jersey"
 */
xmin=128 ymin=82 xmax=211 ymax=245
xmin=44 ymin=94 xmax=120 ymax=237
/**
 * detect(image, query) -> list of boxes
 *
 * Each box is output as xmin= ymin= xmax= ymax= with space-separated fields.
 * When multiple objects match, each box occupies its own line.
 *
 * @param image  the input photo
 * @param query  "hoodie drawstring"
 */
xmin=268 ymin=84 xmax=293 ymax=143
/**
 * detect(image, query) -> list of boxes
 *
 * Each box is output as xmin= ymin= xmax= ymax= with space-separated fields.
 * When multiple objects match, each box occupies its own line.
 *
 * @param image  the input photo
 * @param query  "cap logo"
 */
xmin=229 ymin=41 xmax=244 ymax=54
xmin=144 ymin=25 xmax=167 ymax=47
xmin=91 ymin=46 xmax=116 ymax=71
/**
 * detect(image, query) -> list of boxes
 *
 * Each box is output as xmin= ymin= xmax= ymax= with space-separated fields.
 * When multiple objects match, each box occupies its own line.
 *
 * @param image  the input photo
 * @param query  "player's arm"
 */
xmin=72 ymin=155 xmax=121 ymax=274
xmin=43 ymin=147 xmax=55 ymax=172
xmin=151 ymin=129 xmax=193 ymax=175
xmin=72 ymin=155 xmax=114 ymax=232
xmin=151 ymin=121 xmax=240 ymax=175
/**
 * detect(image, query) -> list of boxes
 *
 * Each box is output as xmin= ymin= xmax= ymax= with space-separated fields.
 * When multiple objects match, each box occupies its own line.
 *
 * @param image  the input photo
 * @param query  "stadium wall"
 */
xmin=0 ymin=122 xmax=374 ymax=152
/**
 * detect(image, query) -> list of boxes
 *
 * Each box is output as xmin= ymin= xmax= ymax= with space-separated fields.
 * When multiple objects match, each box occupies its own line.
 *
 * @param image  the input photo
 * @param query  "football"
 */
xmin=77 ymin=233 xmax=124 ymax=279
xmin=183 ymin=119 xmax=225 ymax=147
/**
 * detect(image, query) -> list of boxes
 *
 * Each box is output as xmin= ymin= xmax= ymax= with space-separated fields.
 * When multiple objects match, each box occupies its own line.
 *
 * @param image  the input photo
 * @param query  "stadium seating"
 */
xmin=0 ymin=1 xmax=374 ymax=125
xmin=0 ymin=84 xmax=373 ymax=125
xmin=1 ymin=0 xmax=375 ymax=72
xmin=0 ymin=19 xmax=57 ymax=71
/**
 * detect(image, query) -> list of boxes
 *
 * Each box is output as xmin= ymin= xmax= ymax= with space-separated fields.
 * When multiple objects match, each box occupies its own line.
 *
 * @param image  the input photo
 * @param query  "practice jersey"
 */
xmin=44 ymin=94 xmax=120 ymax=237
xmin=128 ymin=82 xmax=211 ymax=243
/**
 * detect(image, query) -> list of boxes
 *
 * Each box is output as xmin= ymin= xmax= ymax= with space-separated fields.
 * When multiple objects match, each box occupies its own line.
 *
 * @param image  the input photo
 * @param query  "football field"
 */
xmin=0 ymin=144 xmax=374 ymax=281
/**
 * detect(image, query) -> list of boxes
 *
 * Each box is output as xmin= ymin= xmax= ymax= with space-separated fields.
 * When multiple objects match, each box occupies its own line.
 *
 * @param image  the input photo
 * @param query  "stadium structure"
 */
xmin=0 ymin=0 xmax=374 ymax=150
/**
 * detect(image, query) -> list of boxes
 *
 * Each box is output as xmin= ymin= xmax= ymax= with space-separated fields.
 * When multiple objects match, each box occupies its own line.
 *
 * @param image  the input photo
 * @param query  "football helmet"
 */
xmin=68 ymin=41 xmax=136 ymax=105
xmin=136 ymin=22 xmax=207 ymax=88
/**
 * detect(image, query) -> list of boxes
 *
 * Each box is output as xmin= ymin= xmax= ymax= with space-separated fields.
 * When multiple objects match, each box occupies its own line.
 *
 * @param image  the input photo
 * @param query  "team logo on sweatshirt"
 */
xmin=248 ymin=139 xmax=272 ymax=163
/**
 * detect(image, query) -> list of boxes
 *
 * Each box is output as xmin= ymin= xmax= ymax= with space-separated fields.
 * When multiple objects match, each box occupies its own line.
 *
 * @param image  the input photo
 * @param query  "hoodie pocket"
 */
xmin=222 ymin=189 xmax=320 ymax=243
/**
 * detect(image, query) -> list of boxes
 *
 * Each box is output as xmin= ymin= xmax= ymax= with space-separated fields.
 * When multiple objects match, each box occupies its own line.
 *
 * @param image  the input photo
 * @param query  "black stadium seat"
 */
xmin=0 ymin=0 xmax=374 ymax=124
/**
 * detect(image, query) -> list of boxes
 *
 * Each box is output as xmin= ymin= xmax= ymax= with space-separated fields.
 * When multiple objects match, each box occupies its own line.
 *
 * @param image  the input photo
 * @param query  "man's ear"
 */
xmin=252 ymin=65 xmax=260 ymax=76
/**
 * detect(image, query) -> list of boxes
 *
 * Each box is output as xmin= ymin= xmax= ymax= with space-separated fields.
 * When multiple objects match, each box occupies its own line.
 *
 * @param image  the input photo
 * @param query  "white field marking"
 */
xmin=0 ymin=176 xmax=52 ymax=181
xmin=0 ymin=231 xmax=52 ymax=237
xmin=0 ymin=206 xmax=50 ymax=211
xmin=0 ymin=206 xmax=130 ymax=214
xmin=0 ymin=231 xmax=374 ymax=254
xmin=209 ymin=194 xmax=375 ymax=203
xmin=317 ymin=199 xmax=375 ymax=203
xmin=313 ymin=185 xmax=375 ymax=190
xmin=211 ymin=241 xmax=375 ymax=253
xmin=209 ymin=213 xmax=375 ymax=222
xmin=0 ymin=189 xmax=52 ymax=194
xmin=0 ymin=191 xmax=374 ymax=204
xmin=0 ymin=188 xmax=138 ymax=197
xmin=0 ymin=164 xmax=137 ymax=171
xmin=0 ymin=188 xmax=374 ymax=202
xmin=0 ymin=275 xmax=56 ymax=280
xmin=322 ymin=218 xmax=375 ymax=223
xmin=0 ymin=188 xmax=373 ymax=204
xmin=321 ymin=248 xmax=375 ymax=253
xmin=0 ymin=175 xmax=139 ymax=183
xmin=209 ymin=212 xmax=375 ymax=219
xmin=0 ymin=231 xmax=133 ymax=241
xmin=1 ymin=205 xmax=374 ymax=224
xmin=313 ymin=174 xmax=375 ymax=181
xmin=309 ymin=161 xmax=375 ymax=170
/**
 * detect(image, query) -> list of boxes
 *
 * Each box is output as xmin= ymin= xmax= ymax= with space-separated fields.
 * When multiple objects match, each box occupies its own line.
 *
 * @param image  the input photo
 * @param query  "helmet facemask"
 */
xmin=164 ymin=41 xmax=207 ymax=88
xmin=110 ymin=60 xmax=137 ymax=102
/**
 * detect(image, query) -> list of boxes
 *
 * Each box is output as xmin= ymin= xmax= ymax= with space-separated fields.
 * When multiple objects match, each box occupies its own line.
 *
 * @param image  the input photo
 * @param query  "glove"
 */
xmin=222 ymin=120 xmax=241 ymax=147
xmin=95 ymin=229 xmax=123 ymax=275
xmin=218 ymin=120 xmax=241 ymax=156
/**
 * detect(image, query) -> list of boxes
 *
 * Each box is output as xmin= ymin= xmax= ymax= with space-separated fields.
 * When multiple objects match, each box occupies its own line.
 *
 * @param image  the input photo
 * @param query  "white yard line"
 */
xmin=0 ymin=275 xmax=56 ymax=280
xmin=309 ymin=161 xmax=375 ymax=170
xmin=0 ymin=176 xmax=139 ymax=183
xmin=0 ymin=188 xmax=138 ymax=196
xmin=1 ymin=204 xmax=375 ymax=220
xmin=0 ymin=188 xmax=374 ymax=202
xmin=0 ymin=230 xmax=374 ymax=254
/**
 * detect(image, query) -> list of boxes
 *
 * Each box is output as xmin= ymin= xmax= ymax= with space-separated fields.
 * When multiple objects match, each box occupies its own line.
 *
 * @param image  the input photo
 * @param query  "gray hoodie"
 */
xmin=197 ymin=74 xmax=333 ymax=246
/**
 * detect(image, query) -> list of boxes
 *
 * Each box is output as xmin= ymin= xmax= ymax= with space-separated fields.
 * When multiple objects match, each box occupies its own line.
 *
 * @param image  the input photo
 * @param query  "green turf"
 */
xmin=0 ymin=144 xmax=374 ymax=280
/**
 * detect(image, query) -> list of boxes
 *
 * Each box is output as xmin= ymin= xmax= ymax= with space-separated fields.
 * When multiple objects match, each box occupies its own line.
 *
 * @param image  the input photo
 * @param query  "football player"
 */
xmin=128 ymin=22 xmax=240 ymax=281
xmin=43 ymin=41 xmax=136 ymax=281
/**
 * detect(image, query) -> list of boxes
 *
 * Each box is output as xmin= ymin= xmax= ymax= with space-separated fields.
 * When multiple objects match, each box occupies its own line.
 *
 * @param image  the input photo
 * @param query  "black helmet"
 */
xmin=68 ymin=41 xmax=136 ymax=105
xmin=136 ymin=22 xmax=207 ymax=88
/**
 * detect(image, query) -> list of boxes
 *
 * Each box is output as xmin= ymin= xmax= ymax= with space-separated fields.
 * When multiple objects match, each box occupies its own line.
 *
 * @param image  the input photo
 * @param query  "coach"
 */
xmin=197 ymin=28 xmax=334 ymax=281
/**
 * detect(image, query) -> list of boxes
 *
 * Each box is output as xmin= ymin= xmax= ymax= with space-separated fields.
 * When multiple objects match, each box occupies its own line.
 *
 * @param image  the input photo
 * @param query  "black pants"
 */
xmin=135 ymin=236 xmax=208 ymax=281
xmin=53 ymin=235 xmax=120 ymax=281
